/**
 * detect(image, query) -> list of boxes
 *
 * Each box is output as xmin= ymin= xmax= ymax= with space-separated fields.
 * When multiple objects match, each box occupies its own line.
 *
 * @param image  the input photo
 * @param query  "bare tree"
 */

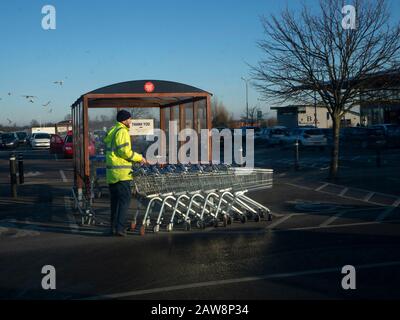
xmin=212 ymin=97 xmax=232 ymax=128
xmin=252 ymin=0 xmax=400 ymax=178
xmin=241 ymin=106 xmax=262 ymax=126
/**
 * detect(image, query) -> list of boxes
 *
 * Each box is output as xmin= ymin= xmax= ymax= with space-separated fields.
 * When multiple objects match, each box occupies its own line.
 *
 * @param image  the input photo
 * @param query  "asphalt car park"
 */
xmin=0 ymin=145 xmax=399 ymax=299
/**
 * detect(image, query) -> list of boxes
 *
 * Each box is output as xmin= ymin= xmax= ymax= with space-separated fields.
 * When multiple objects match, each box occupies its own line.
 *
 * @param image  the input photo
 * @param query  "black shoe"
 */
xmin=116 ymin=231 xmax=126 ymax=237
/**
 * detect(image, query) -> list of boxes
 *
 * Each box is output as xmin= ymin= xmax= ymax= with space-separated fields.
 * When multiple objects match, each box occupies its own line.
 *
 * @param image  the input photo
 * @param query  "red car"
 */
xmin=50 ymin=131 xmax=95 ymax=158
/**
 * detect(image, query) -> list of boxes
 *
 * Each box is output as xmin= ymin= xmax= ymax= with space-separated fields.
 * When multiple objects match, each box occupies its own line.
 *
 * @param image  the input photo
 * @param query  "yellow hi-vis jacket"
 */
xmin=104 ymin=122 xmax=143 ymax=184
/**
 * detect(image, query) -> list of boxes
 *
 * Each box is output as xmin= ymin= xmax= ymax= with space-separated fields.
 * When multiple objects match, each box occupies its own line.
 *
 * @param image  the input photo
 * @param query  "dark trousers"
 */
xmin=109 ymin=181 xmax=132 ymax=233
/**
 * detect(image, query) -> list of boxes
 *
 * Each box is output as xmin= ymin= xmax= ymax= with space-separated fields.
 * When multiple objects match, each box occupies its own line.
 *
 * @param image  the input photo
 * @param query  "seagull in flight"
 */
xmin=42 ymin=101 xmax=51 ymax=107
xmin=53 ymin=80 xmax=64 ymax=86
xmin=7 ymin=118 xmax=12 ymax=124
xmin=7 ymin=92 xmax=11 ymax=96
xmin=22 ymin=95 xmax=37 ymax=99
xmin=29 ymin=99 xmax=35 ymax=103
xmin=48 ymin=108 xmax=53 ymax=113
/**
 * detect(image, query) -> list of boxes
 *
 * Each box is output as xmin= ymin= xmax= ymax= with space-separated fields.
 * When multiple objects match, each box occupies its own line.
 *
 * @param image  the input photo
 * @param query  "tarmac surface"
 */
xmin=0 ymin=146 xmax=400 ymax=299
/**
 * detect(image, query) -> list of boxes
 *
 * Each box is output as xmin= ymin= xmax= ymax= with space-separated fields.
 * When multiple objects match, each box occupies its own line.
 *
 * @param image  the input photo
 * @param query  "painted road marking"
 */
xmin=392 ymin=198 xmax=400 ymax=208
xmin=315 ymin=183 xmax=329 ymax=191
xmin=84 ymin=260 xmax=400 ymax=300
xmin=266 ymin=214 xmax=293 ymax=229
xmin=319 ymin=211 xmax=346 ymax=227
xmin=287 ymin=182 xmax=399 ymax=208
xmin=376 ymin=207 xmax=396 ymax=222
xmin=363 ymin=192 xmax=375 ymax=202
xmin=59 ymin=170 xmax=68 ymax=182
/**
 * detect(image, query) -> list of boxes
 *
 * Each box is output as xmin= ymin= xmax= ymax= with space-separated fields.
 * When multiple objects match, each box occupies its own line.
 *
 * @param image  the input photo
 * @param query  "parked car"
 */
xmin=385 ymin=126 xmax=400 ymax=148
xmin=283 ymin=128 xmax=328 ymax=148
xmin=50 ymin=131 xmax=95 ymax=158
xmin=16 ymin=131 xmax=28 ymax=144
xmin=0 ymin=132 xmax=19 ymax=149
xmin=257 ymin=126 xmax=290 ymax=146
xmin=340 ymin=127 xmax=386 ymax=149
xmin=370 ymin=124 xmax=399 ymax=136
xmin=31 ymin=132 xmax=51 ymax=149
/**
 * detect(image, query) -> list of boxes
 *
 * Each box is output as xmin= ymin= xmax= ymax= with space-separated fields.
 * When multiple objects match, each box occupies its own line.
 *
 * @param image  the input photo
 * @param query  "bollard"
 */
xmin=18 ymin=153 xmax=24 ymax=184
xmin=9 ymin=153 xmax=17 ymax=198
xmin=294 ymin=140 xmax=300 ymax=171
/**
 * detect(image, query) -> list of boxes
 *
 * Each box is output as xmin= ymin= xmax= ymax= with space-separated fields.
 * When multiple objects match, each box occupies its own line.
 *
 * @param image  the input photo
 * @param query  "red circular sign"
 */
xmin=144 ymin=81 xmax=155 ymax=93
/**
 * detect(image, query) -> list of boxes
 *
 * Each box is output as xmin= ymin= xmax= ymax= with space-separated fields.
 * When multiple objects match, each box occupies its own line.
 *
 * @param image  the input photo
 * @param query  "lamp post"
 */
xmin=314 ymin=90 xmax=318 ymax=128
xmin=241 ymin=77 xmax=249 ymax=125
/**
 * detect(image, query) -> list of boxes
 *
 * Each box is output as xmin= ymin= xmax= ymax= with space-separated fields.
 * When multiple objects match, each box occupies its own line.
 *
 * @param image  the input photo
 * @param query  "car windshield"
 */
xmin=1 ymin=133 xmax=14 ymax=139
xmin=65 ymin=135 xmax=73 ymax=143
xmin=34 ymin=133 xmax=50 ymax=139
xmin=16 ymin=132 xmax=27 ymax=139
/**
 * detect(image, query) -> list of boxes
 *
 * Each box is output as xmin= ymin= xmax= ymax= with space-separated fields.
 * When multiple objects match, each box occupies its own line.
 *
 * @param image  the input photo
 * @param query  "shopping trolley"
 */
xmin=132 ymin=164 xmax=273 ymax=235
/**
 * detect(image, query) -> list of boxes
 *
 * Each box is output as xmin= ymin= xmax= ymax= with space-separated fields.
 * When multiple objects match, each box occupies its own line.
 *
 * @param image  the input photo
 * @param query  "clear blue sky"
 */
xmin=0 ymin=0 xmax=399 ymax=126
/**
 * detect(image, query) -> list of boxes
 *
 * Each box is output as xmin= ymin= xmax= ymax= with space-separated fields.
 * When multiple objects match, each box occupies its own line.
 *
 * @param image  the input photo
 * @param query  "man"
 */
xmin=104 ymin=110 xmax=146 ymax=236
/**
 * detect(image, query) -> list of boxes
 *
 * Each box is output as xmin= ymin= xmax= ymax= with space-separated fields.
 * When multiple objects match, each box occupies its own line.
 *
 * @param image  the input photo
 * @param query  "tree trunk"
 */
xmin=329 ymin=116 xmax=341 ymax=180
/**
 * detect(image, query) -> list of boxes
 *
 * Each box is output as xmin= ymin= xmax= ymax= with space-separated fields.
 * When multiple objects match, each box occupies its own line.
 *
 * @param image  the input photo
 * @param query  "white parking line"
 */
xmin=376 ymin=207 xmax=396 ymax=222
xmin=392 ymin=198 xmax=400 ymax=208
xmin=315 ymin=183 xmax=329 ymax=191
xmin=59 ymin=170 xmax=68 ymax=182
xmin=319 ymin=211 xmax=346 ymax=227
xmin=364 ymin=192 xmax=375 ymax=202
xmin=84 ymin=260 xmax=400 ymax=300
xmin=339 ymin=188 xmax=348 ymax=196
xmin=266 ymin=214 xmax=293 ymax=229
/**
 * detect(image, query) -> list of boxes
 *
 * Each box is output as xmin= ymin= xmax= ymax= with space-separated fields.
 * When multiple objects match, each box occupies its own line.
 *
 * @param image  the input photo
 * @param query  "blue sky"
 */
xmin=0 ymin=0 xmax=399 ymax=125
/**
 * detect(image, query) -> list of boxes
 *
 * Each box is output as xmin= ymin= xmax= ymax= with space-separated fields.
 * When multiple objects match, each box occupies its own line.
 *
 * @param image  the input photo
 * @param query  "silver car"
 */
xmin=31 ymin=133 xmax=51 ymax=149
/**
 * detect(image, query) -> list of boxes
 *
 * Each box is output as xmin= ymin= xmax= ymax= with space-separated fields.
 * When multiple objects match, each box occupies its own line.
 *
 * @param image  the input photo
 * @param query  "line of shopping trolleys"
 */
xmin=72 ymin=155 xmax=274 ymax=235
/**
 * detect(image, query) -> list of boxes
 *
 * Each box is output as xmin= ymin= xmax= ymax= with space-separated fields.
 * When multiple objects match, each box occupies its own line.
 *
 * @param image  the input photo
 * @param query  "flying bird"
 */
xmin=29 ymin=99 xmax=35 ymax=103
xmin=48 ymin=109 xmax=53 ymax=113
xmin=53 ymin=80 xmax=64 ymax=86
xmin=8 ymin=92 xmax=11 ymax=95
xmin=7 ymin=118 xmax=12 ymax=124
xmin=22 ymin=95 xmax=37 ymax=99
xmin=42 ymin=101 xmax=51 ymax=107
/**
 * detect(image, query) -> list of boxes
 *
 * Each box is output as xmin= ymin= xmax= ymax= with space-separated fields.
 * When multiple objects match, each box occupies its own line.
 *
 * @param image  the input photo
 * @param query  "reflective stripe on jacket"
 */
xmin=104 ymin=122 xmax=143 ymax=184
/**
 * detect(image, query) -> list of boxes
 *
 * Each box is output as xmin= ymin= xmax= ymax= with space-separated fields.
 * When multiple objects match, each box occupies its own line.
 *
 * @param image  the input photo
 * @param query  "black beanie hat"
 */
xmin=117 ymin=110 xmax=132 ymax=122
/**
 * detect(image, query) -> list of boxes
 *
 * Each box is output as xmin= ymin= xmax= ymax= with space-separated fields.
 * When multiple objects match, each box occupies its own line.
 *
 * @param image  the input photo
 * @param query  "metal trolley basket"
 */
xmin=132 ymin=165 xmax=273 ymax=235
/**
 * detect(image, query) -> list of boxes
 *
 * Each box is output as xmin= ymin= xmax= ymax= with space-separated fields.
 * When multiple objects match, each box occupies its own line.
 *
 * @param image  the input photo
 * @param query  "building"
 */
xmin=357 ymin=70 xmax=400 ymax=125
xmin=271 ymin=105 xmax=360 ymax=129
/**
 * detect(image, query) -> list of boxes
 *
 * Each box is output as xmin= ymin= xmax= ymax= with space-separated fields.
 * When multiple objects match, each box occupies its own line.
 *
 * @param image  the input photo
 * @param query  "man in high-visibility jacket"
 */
xmin=104 ymin=110 xmax=146 ymax=236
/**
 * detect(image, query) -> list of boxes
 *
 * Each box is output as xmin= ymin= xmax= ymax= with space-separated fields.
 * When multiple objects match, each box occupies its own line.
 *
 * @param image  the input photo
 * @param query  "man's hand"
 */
xmin=140 ymin=157 xmax=149 ymax=165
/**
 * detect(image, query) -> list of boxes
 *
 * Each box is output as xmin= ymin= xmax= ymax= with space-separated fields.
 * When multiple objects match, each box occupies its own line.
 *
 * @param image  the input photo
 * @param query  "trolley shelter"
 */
xmin=71 ymin=80 xmax=213 ymax=192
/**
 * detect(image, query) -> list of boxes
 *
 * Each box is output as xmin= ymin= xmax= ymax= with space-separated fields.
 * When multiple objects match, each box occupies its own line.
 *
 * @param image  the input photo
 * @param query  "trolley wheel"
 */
xmin=167 ymin=223 xmax=173 ymax=232
xmin=213 ymin=219 xmax=219 ymax=228
xmin=184 ymin=221 xmax=191 ymax=231
xmin=139 ymin=225 xmax=146 ymax=236
xmin=240 ymin=214 xmax=247 ymax=224
xmin=222 ymin=215 xmax=228 ymax=227
xmin=196 ymin=220 xmax=205 ymax=229
xmin=268 ymin=213 xmax=273 ymax=221
xmin=153 ymin=224 xmax=160 ymax=233
xmin=227 ymin=216 xmax=233 ymax=225
xmin=254 ymin=214 xmax=260 ymax=222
